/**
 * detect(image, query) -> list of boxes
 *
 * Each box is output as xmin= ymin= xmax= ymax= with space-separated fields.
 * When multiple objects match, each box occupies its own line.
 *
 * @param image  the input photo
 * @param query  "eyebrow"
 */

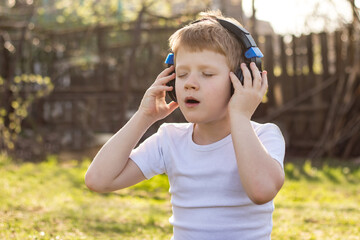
xmin=176 ymin=64 xmax=218 ymax=70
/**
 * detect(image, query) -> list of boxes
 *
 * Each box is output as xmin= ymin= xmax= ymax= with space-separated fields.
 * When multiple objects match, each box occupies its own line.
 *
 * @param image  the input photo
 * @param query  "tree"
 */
xmin=0 ymin=0 xmax=53 ymax=152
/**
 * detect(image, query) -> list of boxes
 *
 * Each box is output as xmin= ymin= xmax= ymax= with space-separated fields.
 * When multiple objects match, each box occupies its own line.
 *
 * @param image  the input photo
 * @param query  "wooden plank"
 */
xmin=292 ymin=35 xmax=299 ymax=97
xmin=279 ymin=36 xmax=288 ymax=77
xmin=307 ymin=33 xmax=314 ymax=75
xmin=309 ymin=31 xmax=348 ymax=158
xmin=278 ymin=36 xmax=292 ymax=104
xmin=305 ymin=33 xmax=325 ymax=137
xmin=335 ymin=31 xmax=344 ymax=76
xmin=260 ymin=75 xmax=336 ymax=122
xmin=291 ymin=139 xmax=318 ymax=148
xmin=320 ymin=32 xmax=330 ymax=77
xmin=264 ymin=35 xmax=275 ymax=108
xmin=285 ymin=104 xmax=329 ymax=112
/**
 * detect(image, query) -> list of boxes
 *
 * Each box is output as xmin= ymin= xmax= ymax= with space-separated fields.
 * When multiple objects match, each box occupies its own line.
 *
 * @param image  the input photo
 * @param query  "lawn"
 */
xmin=1 ymin=154 xmax=359 ymax=240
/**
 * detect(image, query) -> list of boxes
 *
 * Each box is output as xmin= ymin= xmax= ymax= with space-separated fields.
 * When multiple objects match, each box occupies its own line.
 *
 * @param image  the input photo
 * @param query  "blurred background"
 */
xmin=0 ymin=0 xmax=359 ymax=162
xmin=1 ymin=1 xmax=360 ymax=239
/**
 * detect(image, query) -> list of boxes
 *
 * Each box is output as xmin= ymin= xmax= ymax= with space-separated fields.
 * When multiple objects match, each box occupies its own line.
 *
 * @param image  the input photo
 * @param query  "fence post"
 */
xmin=264 ymin=35 xmax=275 ymax=108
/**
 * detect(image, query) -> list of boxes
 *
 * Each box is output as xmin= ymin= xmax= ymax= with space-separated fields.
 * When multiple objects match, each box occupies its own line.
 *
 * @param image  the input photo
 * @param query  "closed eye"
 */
xmin=203 ymin=72 xmax=214 ymax=77
xmin=177 ymin=73 xmax=187 ymax=78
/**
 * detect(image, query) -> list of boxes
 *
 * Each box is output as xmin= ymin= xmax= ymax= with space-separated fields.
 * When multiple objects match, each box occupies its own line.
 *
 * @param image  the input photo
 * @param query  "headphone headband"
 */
xmin=216 ymin=19 xmax=263 ymax=61
xmin=165 ymin=18 xmax=263 ymax=65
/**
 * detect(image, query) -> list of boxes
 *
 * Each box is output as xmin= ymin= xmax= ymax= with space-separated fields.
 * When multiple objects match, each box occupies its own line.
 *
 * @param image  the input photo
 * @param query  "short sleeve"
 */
xmin=256 ymin=123 xmax=286 ymax=168
xmin=129 ymin=125 xmax=167 ymax=179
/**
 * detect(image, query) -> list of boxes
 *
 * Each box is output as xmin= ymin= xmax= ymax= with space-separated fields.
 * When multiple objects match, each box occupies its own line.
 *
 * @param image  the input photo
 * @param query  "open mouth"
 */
xmin=186 ymin=99 xmax=200 ymax=104
xmin=185 ymin=97 xmax=200 ymax=106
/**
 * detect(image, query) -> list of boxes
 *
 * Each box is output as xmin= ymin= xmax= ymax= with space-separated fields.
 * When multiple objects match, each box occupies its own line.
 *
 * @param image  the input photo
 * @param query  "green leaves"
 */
xmin=0 ymin=74 xmax=53 ymax=150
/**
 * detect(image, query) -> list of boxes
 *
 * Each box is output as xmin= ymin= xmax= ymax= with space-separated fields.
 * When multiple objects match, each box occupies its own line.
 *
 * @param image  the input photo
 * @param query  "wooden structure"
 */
xmin=1 ymin=10 xmax=359 ymax=159
xmin=259 ymin=27 xmax=359 ymax=159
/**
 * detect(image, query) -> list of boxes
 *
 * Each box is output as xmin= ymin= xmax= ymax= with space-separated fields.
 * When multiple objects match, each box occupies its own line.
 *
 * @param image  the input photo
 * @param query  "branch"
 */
xmin=347 ymin=0 xmax=360 ymax=23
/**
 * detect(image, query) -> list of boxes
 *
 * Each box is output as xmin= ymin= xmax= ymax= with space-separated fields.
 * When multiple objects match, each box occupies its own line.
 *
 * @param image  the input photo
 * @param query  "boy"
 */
xmin=85 ymin=10 xmax=285 ymax=240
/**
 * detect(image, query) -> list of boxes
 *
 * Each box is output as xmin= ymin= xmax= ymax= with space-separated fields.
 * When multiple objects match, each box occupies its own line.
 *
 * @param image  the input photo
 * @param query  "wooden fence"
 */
xmin=1 ymin=15 xmax=359 ymax=159
xmin=258 ymin=27 xmax=359 ymax=159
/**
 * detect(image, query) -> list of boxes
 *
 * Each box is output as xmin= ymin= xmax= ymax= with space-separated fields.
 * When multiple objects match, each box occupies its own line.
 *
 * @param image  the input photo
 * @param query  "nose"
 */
xmin=184 ymin=73 xmax=199 ymax=90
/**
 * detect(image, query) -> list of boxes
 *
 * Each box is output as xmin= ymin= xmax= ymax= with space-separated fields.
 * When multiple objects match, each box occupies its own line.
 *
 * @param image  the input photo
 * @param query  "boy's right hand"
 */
xmin=138 ymin=65 xmax=179 ymax=123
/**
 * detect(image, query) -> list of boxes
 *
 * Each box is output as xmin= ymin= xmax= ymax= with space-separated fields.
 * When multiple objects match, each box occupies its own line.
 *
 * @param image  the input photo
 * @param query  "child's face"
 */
xmin=175 ymin=47 xmax=232 ymax=125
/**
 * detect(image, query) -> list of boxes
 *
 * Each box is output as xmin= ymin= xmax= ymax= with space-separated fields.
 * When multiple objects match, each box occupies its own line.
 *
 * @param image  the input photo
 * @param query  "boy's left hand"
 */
xmin=228 ymin=62 xmax=268 ymax=120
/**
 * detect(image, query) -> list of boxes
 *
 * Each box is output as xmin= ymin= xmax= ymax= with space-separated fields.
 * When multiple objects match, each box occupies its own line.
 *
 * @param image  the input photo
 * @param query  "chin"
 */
xmin=180 ymin=111 xmax=203 ymax=123
xmin=182 ymin=114 xmax=200 ymax=124
xmin=182 ymin=113 xmax=229 ymax=125
xmin=179 ymin=105 xmax=230 ymax=125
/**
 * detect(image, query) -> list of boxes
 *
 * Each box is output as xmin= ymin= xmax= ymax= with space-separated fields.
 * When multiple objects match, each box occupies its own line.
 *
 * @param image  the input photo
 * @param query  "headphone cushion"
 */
xmin=166 ymin=74 xmax=177 ymax=102
xmin=234 ymin=68 xmax=244 ymax=85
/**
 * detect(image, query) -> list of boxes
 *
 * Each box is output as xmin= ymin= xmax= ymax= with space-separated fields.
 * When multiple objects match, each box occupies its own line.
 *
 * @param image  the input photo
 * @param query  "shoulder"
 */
xmin=251 ymin=121 xmax=286 ymax=166
xmin=251 ymin=121 xmax=283 ymax=136
xmin=155 ymin=123 xmax=192 ymax=154
xmin=157 ymin=122 xmax=193 ymax=140
xmin=250 ymin=121 xmax=285 ymax=146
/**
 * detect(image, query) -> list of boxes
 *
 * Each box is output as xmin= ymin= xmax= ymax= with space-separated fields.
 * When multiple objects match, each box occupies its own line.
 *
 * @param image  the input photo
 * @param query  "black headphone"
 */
xmin=164 ymin=18 xmax=263 ymax=102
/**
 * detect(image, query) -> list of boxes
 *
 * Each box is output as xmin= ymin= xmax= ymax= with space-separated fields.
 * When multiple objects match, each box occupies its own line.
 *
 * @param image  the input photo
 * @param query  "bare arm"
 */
xmin=229 ymin=63 xmax=284 ymax=205
xmin=85 ymin=66 xmax=178 ymax=193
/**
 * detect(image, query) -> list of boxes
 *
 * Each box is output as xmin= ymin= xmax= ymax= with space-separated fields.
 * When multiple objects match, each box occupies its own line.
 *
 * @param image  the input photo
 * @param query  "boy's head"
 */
xmin=169 ymin=10 xmax=245 ymax=72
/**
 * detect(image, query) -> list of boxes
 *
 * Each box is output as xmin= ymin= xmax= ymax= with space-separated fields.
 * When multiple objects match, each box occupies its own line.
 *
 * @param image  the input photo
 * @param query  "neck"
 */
xmin=192 ymin=118 xmax=231 ymax=145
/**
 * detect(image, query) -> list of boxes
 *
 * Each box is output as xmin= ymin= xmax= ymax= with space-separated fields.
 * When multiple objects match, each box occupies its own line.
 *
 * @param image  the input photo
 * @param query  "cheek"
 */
xmin=175 ymin=79 xmax=182 ymax=96
xmin=209 ymin=80 xmax=232 ymax=100
xmin=222 ymin=76 xmax=232 ymax=98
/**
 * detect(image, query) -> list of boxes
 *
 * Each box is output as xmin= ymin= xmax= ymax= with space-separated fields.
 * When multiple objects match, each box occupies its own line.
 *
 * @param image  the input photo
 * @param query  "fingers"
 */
xmin=168 ymin=101 xmax=179 ymax=112
xmin=240 ymin=62 xmax=264 ymax=88
xmin=241 ymin=63 xmax=252 ymax=88
xmin=145 ymin=66 xmax=176 ymax=102
xmin=155 ymin=65 xmax=175 ymax=85
xmin=229 ymin=71 xmax=241 ymax=90
xmin=158 ymin=65 xmax=175 ymax=78
xmin=231 ymin=63 xmax=268 ymax=94
xmin=148 ymin=85 xmax=173 ymax=95
xmin=249 ymin=62 xmax=262 ymax=88
xmin=260 ymin=70 xmax=268 ymax=95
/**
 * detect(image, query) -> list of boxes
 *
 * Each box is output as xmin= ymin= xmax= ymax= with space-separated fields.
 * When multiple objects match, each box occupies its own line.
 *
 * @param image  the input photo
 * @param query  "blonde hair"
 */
xmin=168 ymin=10 xmax=244 ymax=71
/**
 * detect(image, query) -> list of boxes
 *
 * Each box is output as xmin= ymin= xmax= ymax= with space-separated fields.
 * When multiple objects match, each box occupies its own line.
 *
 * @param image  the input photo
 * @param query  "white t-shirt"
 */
xmin=130 ymin=122 xmax=285 ymax=240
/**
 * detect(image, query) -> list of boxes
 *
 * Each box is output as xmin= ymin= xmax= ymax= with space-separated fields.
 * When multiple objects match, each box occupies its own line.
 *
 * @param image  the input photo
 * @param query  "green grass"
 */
xmin=1 ymin=154 xmax=359 ymax=240
xmin=273 ymin=160 xmax=360 ymax=240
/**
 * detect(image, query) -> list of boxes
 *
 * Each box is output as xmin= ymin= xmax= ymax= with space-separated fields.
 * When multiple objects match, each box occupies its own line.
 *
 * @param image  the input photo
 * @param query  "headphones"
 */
xmin=164 ymin=18 xmax=264 ymax=102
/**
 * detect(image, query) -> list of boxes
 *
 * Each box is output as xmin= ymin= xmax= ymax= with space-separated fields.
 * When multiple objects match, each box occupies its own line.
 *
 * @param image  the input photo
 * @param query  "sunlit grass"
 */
xmin=1 ymin=154 xmax=359 ymax=239
xmin=0 ymin=154 xmax=171 ymax=240
xmin=273 ymin=160 xmax=360 ymax=240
